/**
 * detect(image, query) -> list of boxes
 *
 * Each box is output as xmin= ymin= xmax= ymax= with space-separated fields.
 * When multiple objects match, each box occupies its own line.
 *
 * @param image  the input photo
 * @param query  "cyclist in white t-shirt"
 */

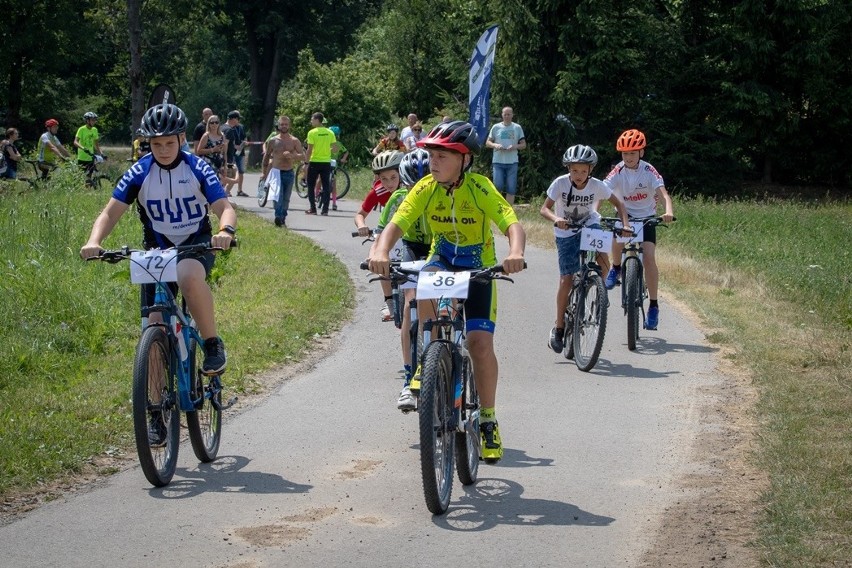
xmin=540 ymin=144 xmax=631 ymax=352
xmin=603 ymin=129 xmax=674 ymax=330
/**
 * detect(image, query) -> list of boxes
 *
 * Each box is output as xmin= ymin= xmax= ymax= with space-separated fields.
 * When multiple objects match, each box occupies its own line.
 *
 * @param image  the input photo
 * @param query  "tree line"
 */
xmin=2 ymin=0 xmax=849 ymax=197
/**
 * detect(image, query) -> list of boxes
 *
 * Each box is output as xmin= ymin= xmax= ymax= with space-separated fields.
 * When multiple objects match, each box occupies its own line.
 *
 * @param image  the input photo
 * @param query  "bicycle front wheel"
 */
xmin=295 ymin=163 xmax=309 ymax=198
xmin=625 ymin=258 xmax=641 ymax=351
xmin=334 ymin=167 xmax=351 ymax=199
xmin=257 ymin=176 xmax=269 ymax=207
xmin=419 ymin=342 xmax=455 ymax=515
xmin=132 ymin=326 xmax=180 ymax=487
xmin=562 ymin=306 xmax=575 ymax=360
xmin=573 ymin=273 xmax=608 ymax=372
xmin=186 ymin=337 xmax=222 ymax=463
xmin=455 ymin=354 xmax=479 ymax=485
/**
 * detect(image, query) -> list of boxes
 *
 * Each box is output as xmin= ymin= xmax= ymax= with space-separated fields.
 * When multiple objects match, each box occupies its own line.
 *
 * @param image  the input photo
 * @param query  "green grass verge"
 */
xmin=0 ymin=167 xmax=353 ymax=496
xmin=517 ymin=194 xmax=851 ymax=565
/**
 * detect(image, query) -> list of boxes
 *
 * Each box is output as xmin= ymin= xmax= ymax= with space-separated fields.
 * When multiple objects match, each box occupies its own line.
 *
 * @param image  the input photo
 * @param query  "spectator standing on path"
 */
xmin=485 ymin=106 xmax=527 ymax=205
xmin=74 ymin=112 xmax=102 ymax=167
xmin=304 ymin=112 xmax=337 ymax=216
xmin=0 ymin=128 xmax=23 ymax=179
xmin=37 ymin=119 xmax=71 ymax=177
xmin=262 ymin=115 xmax=305 ymax=227
xmin=196 ymin=115 xmax=229 ymax=188
xmin=400 ymin=113 xmax=424 ymax=151
xmin=192 ymin=107 xmax=213 ymax=147
xmin=222 ymin=110 xmax=249 ymax=197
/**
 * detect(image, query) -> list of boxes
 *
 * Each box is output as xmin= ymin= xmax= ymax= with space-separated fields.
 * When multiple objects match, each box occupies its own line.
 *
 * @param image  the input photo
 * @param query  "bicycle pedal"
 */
xmin=221 ymin=396 xmax=238 ymax=410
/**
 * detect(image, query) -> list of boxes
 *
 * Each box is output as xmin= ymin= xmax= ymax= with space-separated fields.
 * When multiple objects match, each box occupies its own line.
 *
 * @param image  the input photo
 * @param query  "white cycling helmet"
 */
xmin=371 ymin=150 xmax=404 ymax=173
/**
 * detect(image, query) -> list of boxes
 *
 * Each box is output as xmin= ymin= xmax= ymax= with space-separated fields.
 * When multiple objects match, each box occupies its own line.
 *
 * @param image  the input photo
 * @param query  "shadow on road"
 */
xmin=578 ymin=359 xmax=678 ymax=380
xmin=631 ymin=336 xmax=719 ymax=356
xmin=435 ymin=477 xmax=614 ymax=531
xmin=148 ymin=455 xmax=312 ymax=499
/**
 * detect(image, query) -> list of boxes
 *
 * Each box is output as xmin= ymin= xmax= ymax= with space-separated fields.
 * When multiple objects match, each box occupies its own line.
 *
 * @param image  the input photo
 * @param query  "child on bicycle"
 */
xmin=369 ymin=148 xmax=433 ymax=411
xmin=368 ymin=120 xmax=526 ymax=463
xmin=80 ymin=103 xmax=237 ymax=375
xmin=540 ymin=144 xmax=632 ymax=353
xmin=355 ymin=150 xmax=405 ymax=322
xmin=602 ymin=129 xmax=674 ymax=330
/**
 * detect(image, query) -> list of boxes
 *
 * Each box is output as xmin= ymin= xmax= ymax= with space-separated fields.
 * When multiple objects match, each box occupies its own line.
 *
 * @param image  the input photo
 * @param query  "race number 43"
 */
xmin=580 ymin=227 xmax=613 ymax=252
xmin=130 ymin=249 xmax=178 ymax=284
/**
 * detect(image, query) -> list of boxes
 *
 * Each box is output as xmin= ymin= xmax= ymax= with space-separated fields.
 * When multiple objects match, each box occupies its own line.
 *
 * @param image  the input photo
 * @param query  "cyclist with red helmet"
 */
xmin=603 ymin=129 xmax=674 ymax=330
xmin=368 ymin=120 xmax=526 ymax=462
xmin=37 ymin=118 xmax=71 ymax=177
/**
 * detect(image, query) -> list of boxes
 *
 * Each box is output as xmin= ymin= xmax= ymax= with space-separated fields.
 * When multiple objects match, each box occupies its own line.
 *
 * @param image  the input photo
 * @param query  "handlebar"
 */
xmin=359 ymin=261 xmax=527 ymax=284
xmin=553 ymin=220 xmax=633 ymax=234
xmin=600 ymin=215 xmax=677 ymax=229
xmin=86 ymin=240 xmax=239 ymax=263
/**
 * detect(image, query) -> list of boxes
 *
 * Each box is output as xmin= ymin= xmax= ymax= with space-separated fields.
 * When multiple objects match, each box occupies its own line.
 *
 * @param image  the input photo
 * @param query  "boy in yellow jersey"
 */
xmin=368 ymin=121 xmax=526 ymax=463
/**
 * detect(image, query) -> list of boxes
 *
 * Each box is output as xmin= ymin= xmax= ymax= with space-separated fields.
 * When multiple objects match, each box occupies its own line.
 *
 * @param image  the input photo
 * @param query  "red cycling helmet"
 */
xmin=45 ymin=118 xmax=59 ymax=128
xmin=417 ymin=120 xmax=480 ymax=154
xmin=616 ymin=129 xmax=646 ymax=151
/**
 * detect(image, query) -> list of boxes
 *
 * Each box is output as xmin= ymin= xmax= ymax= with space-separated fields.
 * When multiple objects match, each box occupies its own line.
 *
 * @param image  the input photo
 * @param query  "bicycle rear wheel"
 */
xmin=334 ymin=167 xmax=351 ymax=199
xmin=455 ymin=354 xmax=479 ymax=485
xmin=132 ymin=326 xmax=180 ymax=487
xmin=419 ymin=342 xmax=455 ymax=515
xmin=573 ymin=273 xmax=608 ymax=372
xmin=186 ymin=337 xmax=222 ymax=462
xmin=625 ymin=258 xmax=641 ymax=351
xmin=257 ymin=176 xmax=269 ymax=207
xmin=295 ymin=163 xmax=309 ymax=198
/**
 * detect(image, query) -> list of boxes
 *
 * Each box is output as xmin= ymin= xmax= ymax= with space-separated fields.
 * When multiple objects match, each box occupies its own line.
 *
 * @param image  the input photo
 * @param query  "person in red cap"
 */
xmin=37 ymin=119 xmax=71 ymax=178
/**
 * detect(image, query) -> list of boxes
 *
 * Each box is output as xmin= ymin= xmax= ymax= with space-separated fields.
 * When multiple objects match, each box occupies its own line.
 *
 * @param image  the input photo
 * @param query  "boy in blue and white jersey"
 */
xmin=80 ymin=104 xmax=237 ymax=374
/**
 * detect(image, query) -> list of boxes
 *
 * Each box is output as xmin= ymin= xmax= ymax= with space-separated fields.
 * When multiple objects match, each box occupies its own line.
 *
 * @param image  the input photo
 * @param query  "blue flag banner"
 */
xmin=469 ymin=25 xmax=499 ymax=147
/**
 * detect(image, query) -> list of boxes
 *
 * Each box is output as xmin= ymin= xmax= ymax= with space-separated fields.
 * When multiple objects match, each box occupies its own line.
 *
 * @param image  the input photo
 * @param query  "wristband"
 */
xmin=219 ymin=224 xmax=236 ymax=236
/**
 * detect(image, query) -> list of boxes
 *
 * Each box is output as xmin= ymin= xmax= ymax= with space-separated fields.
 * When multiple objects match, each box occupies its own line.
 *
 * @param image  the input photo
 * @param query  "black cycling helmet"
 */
xmin=140 ymin=103 xmax=187 ymax=137
xmin=562 ymin=144 xmax=598 ymax=168
xmin=417 ymin=120 xmax=480 ymax=154
xmin=399 ymin=148 xmax=431 ymax=187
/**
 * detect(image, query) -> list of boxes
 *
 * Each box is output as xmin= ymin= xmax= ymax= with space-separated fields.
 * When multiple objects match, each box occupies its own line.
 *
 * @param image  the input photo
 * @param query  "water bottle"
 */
xmin=171 ymin=315 xmax=188 ymax=361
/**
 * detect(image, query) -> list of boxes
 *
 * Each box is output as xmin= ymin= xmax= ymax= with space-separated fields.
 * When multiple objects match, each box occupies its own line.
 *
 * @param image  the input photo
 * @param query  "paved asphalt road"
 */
xmin=0 ymin=172 xmax=720 ymax=567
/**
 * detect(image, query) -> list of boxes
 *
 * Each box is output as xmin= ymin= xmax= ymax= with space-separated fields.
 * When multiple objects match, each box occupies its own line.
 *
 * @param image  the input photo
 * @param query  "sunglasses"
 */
xmin=209 ymin=121 xmax=219 ymax=124
xmin=413 ymin=128 xmax=422 ymax=132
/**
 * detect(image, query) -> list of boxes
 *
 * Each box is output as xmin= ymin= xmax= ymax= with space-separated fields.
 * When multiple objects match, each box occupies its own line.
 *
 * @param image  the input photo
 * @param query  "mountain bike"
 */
xmin=83 ymin=155 xmax=111 ymax=189
xmin=556 ymin=222 xmax=614 ymax=372
xmin=602 ymin=216 xmax=675 ymax=350
xmin=295 ymin=160 xmax=351 ymax=200
xmin=89 ymin=243 xmax=238 ymax=487
xmin=411 ymin=265 xmax=520 ymax=514
xmin=257 ymin=176 xmax=269 ymax=207
xmin=353 ymin=229 xmax=407 ymax=326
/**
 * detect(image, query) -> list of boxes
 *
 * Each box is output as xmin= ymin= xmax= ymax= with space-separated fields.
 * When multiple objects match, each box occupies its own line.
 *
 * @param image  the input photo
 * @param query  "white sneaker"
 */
xmin=381 ymin=299 xmax=393 ymax=322
xmin=397 ymin=386 xmax=416 ymax=411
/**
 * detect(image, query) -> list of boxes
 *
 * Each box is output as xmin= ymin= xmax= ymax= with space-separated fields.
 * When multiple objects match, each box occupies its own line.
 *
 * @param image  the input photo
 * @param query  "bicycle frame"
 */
xmin=144 ymin=282 xmax=210 ymax=413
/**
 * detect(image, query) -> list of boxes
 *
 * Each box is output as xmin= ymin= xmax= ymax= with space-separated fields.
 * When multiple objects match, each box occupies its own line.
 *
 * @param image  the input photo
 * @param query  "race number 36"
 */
xmin=417 ymin=271 xmax=471 ymax=300
xmin=130 ymin=249 xmax=179 ymax=284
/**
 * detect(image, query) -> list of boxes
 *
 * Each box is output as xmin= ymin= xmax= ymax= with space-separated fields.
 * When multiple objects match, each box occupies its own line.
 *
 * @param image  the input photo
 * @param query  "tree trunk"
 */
xmin=127 ymin=0 xmax=144 ymax=137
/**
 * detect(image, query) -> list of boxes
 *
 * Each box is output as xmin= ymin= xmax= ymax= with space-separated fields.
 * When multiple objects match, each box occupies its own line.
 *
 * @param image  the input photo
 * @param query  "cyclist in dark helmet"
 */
xmin=368 ymin=120 xmax=526 ymax=463
xmin=80 ymin=103 xmax=237 ymax=375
